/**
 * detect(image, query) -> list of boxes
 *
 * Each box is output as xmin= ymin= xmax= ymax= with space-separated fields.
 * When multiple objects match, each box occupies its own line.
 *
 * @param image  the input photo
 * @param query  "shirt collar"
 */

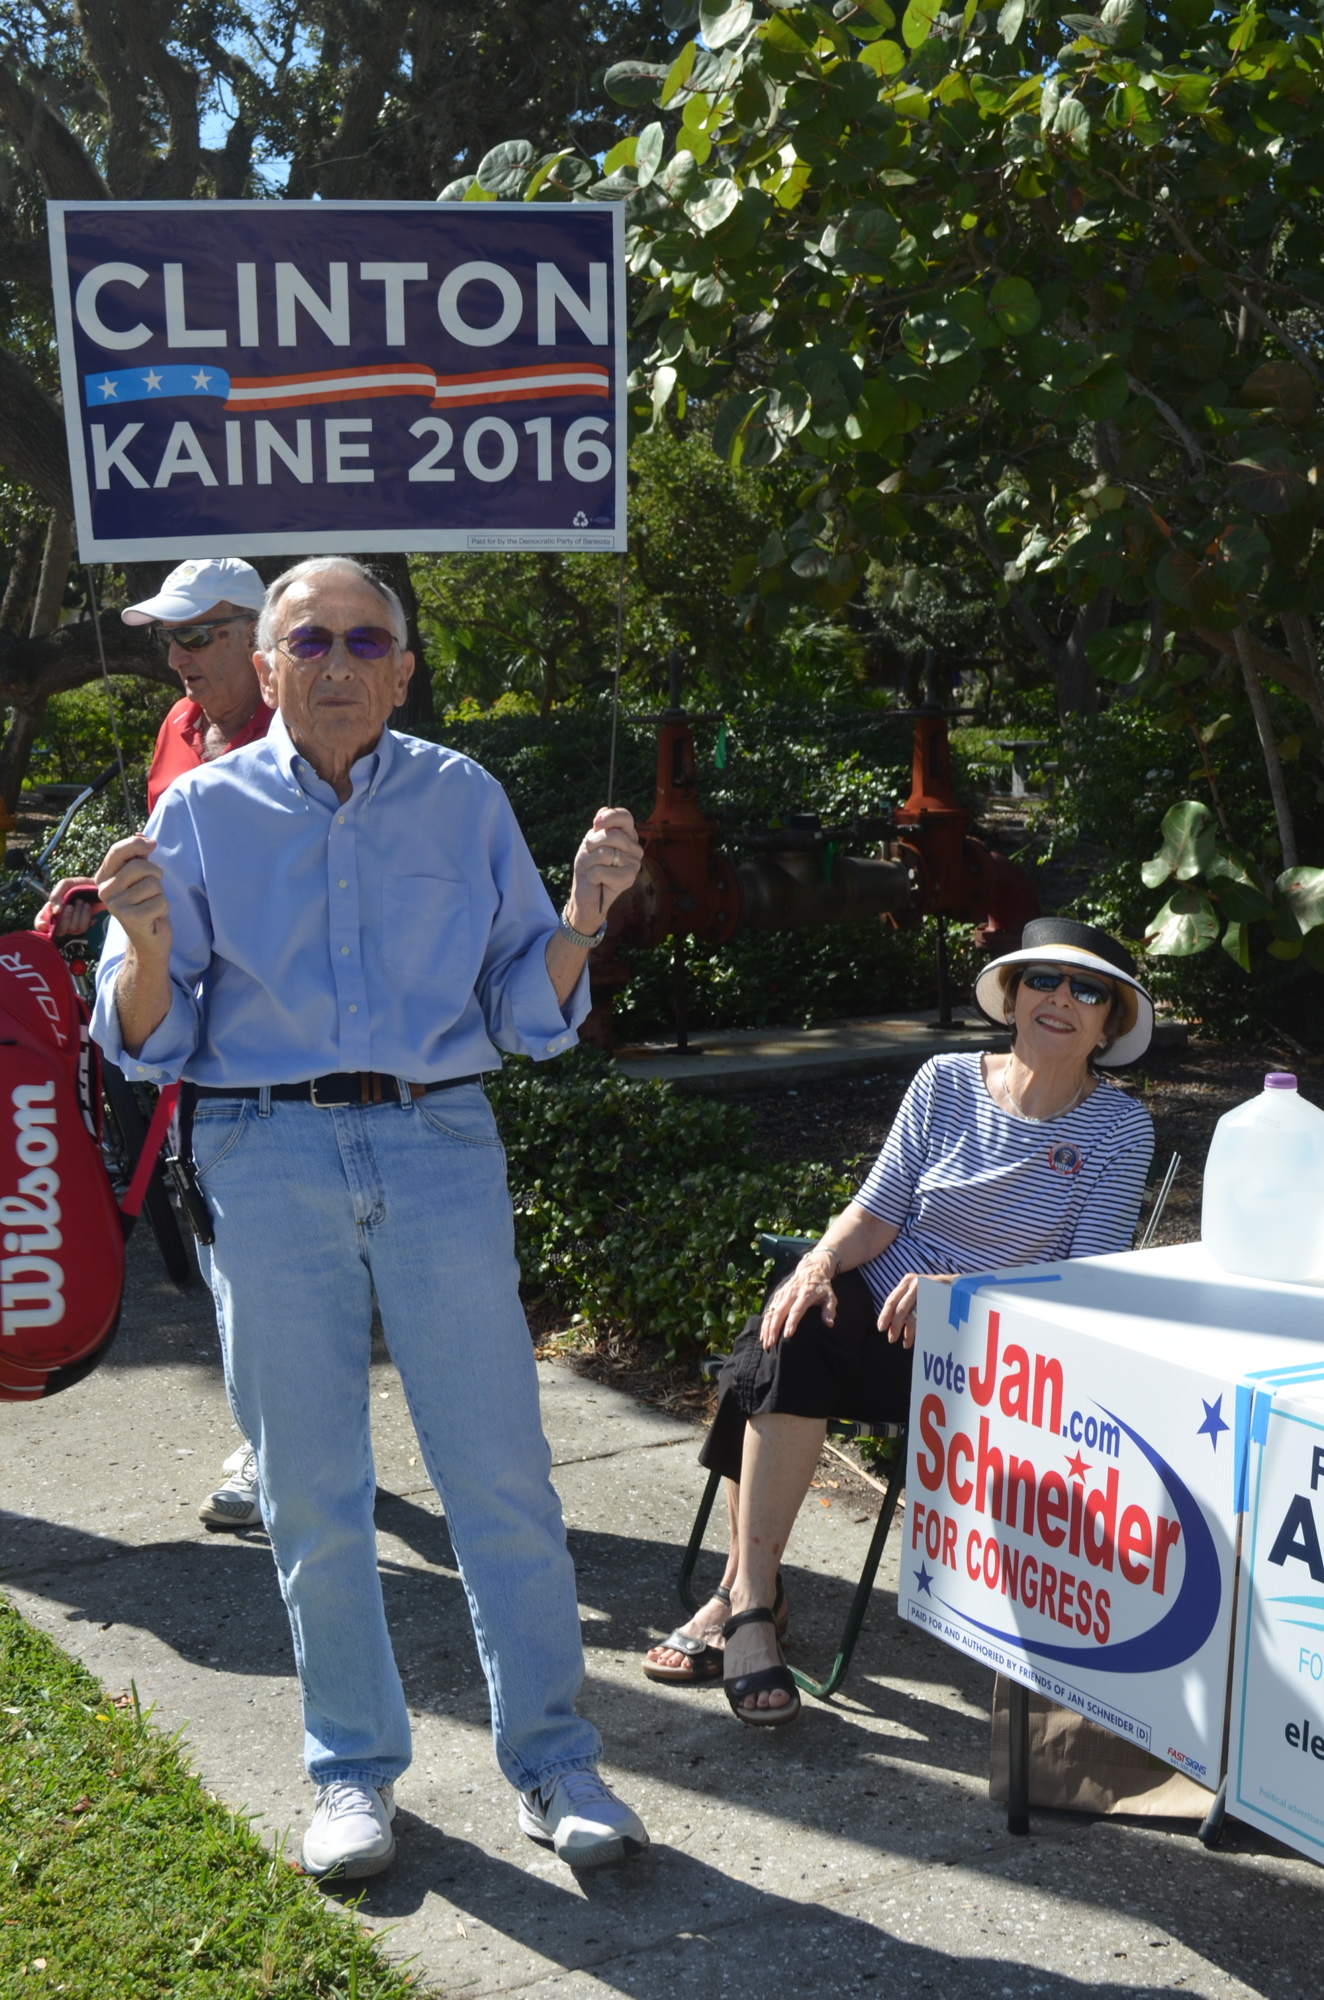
xmin=267 ymin=709 xmax=397 ymax=802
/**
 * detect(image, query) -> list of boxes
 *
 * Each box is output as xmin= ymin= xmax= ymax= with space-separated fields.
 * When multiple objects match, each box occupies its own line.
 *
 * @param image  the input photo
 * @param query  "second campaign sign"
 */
xmin=48 ymin=200 xmax=626 ymax=560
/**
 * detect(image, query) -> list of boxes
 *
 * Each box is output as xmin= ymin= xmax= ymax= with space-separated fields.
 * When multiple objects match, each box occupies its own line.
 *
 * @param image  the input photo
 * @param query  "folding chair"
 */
xmin=676 ymin=1233 xmax=908 ymax=1701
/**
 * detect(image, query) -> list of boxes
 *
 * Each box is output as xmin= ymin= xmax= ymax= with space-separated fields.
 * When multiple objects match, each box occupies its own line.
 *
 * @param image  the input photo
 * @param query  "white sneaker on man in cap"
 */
xmin=197 ymin=1442 xmax=262 ymax=1529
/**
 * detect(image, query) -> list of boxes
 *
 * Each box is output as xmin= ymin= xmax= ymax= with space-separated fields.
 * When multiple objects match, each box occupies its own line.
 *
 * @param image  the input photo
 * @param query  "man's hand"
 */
xmin=38 ymin=877 xmax=102 ymax=939
xmin=566 ymin=808 xmax=643 ymax=930
xmin=96 ymin=837 xmax=171 ymax=958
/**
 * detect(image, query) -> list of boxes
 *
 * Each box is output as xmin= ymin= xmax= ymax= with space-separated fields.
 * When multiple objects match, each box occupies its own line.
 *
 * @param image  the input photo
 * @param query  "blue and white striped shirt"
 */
xmin=853 ymin=1053 xmax=1154 ymax=1310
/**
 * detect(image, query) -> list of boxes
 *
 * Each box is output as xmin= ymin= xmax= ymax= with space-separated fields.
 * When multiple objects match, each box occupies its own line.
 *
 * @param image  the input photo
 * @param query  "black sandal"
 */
xmin=642 ymin=1586 xmax=731 ymax=1684
xmin=722 ymin=1606 xmax=801 ymax=1727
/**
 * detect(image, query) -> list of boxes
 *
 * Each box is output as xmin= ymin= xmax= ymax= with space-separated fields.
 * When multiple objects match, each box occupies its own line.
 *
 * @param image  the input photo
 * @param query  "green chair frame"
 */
xmin=676 ymin=1233 xmax=909 ymax=1701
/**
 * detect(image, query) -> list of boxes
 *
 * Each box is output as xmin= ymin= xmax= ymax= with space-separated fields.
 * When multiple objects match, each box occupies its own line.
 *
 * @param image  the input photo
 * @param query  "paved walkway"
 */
xmin=2 ymin=1232 xmax=1319 ymax=1999
xmin=613 ymin=1014 xmax=1189 ymax=1093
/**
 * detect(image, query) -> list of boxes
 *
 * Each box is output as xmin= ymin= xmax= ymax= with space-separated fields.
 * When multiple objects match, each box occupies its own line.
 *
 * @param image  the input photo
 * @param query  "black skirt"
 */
xmin=698 ymin=1265 xmax=913 ymax=1483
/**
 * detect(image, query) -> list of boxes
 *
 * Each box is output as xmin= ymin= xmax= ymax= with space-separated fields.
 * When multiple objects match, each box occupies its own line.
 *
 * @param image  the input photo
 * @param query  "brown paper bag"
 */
xmin=988 ymin=1675 xmax=1214 ymax=1818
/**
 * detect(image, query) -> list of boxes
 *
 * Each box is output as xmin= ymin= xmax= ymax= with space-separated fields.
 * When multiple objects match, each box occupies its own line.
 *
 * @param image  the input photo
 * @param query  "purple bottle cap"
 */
xmin=1265 ymin=1072 xmax=1298 ymax=1089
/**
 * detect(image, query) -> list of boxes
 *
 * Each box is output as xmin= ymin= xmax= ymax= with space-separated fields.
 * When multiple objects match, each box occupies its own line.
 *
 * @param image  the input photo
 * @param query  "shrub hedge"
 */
xmin=488 ymin=1048 xmax=858 ymax=1357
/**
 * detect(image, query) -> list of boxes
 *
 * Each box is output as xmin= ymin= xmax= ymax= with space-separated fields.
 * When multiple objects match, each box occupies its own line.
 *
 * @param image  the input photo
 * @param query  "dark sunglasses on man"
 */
xmin=158 ymin=616 xmax=249 ymax=653
xmin=1020 ymin=964 xmax=1115 ymax=1007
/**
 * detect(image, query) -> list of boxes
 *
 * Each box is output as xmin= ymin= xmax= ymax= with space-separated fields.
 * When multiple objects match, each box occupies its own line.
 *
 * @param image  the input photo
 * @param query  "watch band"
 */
xmin=559 ymin=905 xmax=607 ymax=949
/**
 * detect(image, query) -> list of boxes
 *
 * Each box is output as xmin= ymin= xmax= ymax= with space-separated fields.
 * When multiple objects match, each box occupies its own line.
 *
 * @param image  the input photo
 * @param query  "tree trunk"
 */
xmin=371 ymin=553 xmax=436 ymax=736
xmin=1054 ymin=591 xmax=1111 ymax=720
xmin=29 ymin=513 xmax=75 ymax=636
xmin=1234 ymin=624 xmax=1298 ymax=869
xmin=1 ymin=522 xmax=44 ymax=634
xmin=0 ymin=699 xmax=47 ymax=813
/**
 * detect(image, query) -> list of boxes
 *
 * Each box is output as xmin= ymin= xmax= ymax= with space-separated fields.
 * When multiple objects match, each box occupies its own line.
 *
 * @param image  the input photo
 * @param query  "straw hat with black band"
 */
xmin=972 ymin=916 xmax=1154 ymax=1068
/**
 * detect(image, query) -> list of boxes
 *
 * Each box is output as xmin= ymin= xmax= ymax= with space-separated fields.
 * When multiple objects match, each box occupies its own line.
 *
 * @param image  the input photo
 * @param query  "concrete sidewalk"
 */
xmin=3 ymin=1233 xmax=1320 ymax=1999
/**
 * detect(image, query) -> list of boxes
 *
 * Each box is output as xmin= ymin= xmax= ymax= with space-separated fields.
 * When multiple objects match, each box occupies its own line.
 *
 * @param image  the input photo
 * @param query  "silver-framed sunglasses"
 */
xmin=158 ymin=616 xmax=248 ymax=653
xmin=1020 ymin=964 xmax=1115 ymax=1007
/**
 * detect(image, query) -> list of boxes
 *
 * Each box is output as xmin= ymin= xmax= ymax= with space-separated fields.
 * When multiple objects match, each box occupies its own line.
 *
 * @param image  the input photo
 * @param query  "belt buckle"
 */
xmin=308 ymin=1075 xmax=338 ymax=1109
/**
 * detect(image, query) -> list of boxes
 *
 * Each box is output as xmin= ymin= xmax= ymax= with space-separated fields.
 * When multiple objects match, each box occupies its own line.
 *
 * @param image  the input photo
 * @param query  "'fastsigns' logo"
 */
xmin=0 ymin=1083 xmax=64 ymax=1338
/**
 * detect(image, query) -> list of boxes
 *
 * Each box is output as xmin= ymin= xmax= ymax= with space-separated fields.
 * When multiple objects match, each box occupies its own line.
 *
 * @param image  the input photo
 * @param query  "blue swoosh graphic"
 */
xmin=84 ymin=366 xmax=231 ymax=407
xmin=934 ymin=1402 xmax=1222 ymax=1673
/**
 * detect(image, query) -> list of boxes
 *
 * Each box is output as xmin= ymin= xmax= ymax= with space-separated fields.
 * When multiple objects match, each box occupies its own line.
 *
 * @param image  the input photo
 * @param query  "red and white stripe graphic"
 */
xmin=224 ymin=361 xmax=610 ymax=413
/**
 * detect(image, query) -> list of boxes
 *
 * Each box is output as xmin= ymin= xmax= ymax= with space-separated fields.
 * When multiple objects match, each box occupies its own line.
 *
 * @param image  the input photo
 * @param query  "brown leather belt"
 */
xmin=194 ymin=1072 xmax=482 ymax=1107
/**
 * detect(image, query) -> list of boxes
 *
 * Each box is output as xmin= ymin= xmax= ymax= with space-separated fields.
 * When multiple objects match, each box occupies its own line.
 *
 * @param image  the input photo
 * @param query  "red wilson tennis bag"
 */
xmin=0 ymin=929 xmax=125 ymax=1401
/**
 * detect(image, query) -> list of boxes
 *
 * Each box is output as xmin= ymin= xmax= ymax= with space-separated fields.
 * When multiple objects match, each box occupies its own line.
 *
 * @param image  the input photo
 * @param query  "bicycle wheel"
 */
xmin=100 ymin=1061 xmax=194 ymax=1287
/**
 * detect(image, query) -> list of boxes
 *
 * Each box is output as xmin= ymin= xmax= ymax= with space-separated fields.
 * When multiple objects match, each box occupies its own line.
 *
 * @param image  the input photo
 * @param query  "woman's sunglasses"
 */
xmin=275 ymin=625 xmax=396 ymax=662
xmin=158 ymin=617 xmax=246 ymax=653
xmin=1021 ymin=964 xmax=1115 ymax=1007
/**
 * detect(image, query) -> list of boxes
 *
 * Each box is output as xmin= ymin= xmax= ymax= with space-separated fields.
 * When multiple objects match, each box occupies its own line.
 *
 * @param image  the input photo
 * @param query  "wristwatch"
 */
xmin=559 ymin=905 xmax=608 ymax=949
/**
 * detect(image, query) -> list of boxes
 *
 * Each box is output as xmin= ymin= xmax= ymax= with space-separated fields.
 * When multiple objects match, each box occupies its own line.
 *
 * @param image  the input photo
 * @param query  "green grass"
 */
xmin=0 ymin=1598 xmax=423 ymax=1998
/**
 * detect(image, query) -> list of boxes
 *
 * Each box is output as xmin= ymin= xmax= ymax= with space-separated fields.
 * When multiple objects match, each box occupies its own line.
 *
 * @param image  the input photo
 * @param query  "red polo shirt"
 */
xmin=147 ymin=699 xmax=274 ymax=813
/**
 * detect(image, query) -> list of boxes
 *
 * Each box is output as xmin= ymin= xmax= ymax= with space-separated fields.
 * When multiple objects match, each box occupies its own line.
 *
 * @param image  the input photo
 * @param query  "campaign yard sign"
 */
xmin=1229 ymin=1374 xmax=1324 ymax=1862
xmin=908 ymin=1244 xmax=1324 ymax=1789
xmin=47 ymin=200 xmax=626 ymax=561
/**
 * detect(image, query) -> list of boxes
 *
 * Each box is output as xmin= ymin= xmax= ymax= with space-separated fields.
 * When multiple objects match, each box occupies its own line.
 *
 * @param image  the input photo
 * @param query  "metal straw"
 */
xmin=1137 ymin=1152 xmax=1181 ymax=1250
xmin=83 ymin=565 xmax=134 ymax=822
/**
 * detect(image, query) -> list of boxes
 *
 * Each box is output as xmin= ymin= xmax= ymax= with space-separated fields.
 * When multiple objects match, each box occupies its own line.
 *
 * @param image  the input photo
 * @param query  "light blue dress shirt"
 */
xmin=91 ymin=712 xmax=588 ymax=1086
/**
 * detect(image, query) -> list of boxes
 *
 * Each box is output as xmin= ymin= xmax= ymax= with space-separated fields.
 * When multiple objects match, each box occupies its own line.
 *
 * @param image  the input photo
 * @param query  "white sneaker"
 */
xmin=518 ymin=1770 xmax=649 ymax=1868
xmin=301 ymin=1781 xmax=397 ymax=1878
xmin=198 ymin=1443 xmax=261 ymax=1529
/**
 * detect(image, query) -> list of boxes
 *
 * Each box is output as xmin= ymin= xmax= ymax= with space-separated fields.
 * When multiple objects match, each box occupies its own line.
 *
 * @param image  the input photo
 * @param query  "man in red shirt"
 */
xmin=46 ymin=556 xmax=270 ymax=1528
xmin=130 ymin=558 xmax=271 ymax=809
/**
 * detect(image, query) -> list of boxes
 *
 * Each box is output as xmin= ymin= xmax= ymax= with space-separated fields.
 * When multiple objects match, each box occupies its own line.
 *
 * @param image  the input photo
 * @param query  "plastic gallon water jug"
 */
xmin=1201 ymin=1073 xmax=1324 ymax=1283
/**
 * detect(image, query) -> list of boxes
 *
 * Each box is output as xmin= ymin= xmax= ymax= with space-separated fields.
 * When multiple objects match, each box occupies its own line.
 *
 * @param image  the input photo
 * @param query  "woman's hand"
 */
xmin=567 ymin=808 xmax=643 ymax=929
xmin=760 ymin=1248 xmax=839 ymax=1350
xmin=877 ymin=1271 xmax=956 ymax=1349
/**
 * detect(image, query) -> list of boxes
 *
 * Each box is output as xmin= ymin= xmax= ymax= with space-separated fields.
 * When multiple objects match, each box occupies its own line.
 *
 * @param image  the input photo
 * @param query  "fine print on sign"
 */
xmin=48 ymin=200 xmax=626 ymax=561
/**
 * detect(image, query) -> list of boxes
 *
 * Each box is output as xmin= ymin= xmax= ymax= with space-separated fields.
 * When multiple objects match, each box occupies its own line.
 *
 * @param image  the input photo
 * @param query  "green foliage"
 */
xmin=26 ymin=679 xmax=175 ymax=789
xmin=0 ymin=1597 xmax=418 ymax=1998
xmin=1142 ymin=800 xmax=1324 ymax=971
xmin=489 ymin=1048 xmax=856 ymax=1355
xmin=1047 ymin=704 xmax=1323 ymax=1036
xmin=414 ymin=429 xmax=859 ymax=715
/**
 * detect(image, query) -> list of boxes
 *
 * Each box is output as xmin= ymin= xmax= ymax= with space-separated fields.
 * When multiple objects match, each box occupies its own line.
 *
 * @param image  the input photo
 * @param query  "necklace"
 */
xmin=997 ymin=1062 xmax=1087 ymax=1125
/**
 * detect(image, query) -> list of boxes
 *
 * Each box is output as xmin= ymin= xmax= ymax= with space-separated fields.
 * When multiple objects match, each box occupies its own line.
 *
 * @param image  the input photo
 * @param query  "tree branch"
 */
xmin=0 ymin=348 xmax=74 ymax=516
xmin=1233 ymin=622 xmax=1298 ymax=869
xmin=0 ymin=55 xmax=107 ymax=199
xmin=1126 ymin=376 xmax=1207 ymax=474
xmin=0 ymin=235 xmax=54 ymax=285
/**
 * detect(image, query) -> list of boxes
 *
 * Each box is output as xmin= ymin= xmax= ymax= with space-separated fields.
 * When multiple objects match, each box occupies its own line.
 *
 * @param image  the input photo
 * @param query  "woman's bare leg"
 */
xmin=644 ymin=1478 xmax=741 ymax=1672
xmin=726 ymin=1412 xmax=827 ymax=1711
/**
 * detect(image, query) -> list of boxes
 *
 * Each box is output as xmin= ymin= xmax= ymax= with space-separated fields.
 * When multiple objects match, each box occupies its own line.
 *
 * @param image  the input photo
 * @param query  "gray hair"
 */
xmin=257 ymin=557 xmax=408 ymax=656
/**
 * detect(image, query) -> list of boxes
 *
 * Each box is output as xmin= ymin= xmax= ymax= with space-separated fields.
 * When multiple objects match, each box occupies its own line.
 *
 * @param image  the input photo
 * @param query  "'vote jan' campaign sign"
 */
xmin=909 ymin=1245 xmax=1324 ymax=1789
xmin=48 ymin=200 xmax=626 ymax=561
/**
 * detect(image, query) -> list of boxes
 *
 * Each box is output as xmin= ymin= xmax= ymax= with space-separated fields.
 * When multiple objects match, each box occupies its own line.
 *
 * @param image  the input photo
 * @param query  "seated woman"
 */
xmin=643 ymin=917 xmax=1156 ymax=1726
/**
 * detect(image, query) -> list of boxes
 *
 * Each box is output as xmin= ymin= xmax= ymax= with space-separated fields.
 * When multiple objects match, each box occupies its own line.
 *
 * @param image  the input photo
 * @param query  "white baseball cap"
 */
xmin=121 ymin=557 xmax=266 ymax=626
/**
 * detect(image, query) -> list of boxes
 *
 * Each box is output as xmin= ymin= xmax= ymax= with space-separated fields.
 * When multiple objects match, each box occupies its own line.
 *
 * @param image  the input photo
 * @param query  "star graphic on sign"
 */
xmin=1197 ymin=1394 xmax=1229 ymax=1450
xmin=98 ymin=376 xmax=118 ymax=399
xmin=913 ymin=1563 xmax=934 ymax=1597
xmin=191 ymin=368 xmax=212 ymax=390
xmin=1065 ymin=1451 xmax=1091 ymax=1482
xmin=142 ymin=369 xmax=163 ymax=391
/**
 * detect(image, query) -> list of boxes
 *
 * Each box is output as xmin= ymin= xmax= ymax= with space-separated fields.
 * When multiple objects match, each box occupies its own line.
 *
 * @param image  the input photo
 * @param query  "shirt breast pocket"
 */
xmin=382 ymin=875 xmax=470 ymax=978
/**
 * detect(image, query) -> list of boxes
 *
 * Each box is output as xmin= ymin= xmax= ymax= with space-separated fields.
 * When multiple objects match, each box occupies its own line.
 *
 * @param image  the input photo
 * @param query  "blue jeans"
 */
xmin=193 ymin=1081 xmax=601 ymax=1792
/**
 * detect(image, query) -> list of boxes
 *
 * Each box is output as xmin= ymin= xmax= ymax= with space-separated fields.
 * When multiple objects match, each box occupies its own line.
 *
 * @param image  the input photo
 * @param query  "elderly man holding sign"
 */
xmin=91 ymin=555 xmax=646 ymax=1879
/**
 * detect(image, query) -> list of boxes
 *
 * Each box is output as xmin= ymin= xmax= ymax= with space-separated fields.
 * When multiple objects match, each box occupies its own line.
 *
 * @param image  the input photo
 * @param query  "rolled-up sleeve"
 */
xmin=90 ymin=795 xmax=215 ymax=1084
xmin=472 ymin=782 xmax=589 ymax=1060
